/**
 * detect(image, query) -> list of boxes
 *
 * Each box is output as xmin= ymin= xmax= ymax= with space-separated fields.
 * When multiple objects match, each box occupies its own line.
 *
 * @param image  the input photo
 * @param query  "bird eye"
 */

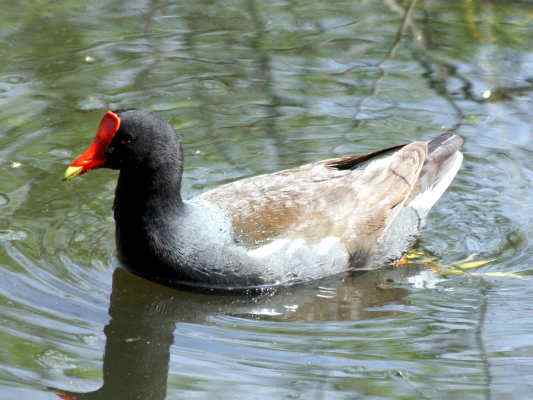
xmin=120 ymin=135 xmax=133 ymax=145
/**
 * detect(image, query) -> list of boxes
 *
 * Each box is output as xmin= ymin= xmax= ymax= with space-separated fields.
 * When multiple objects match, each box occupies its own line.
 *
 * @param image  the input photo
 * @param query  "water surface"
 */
xmin=0 ymin=1 xmax=532 ymax=399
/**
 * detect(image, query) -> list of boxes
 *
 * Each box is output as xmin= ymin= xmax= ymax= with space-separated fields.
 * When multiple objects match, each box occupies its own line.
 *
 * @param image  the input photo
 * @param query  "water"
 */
xmin=0 ymin=1 xmax=532 ymax=399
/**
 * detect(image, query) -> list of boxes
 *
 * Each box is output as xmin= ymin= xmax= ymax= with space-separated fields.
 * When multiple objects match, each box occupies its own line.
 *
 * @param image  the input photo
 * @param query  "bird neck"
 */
xmin=114 ymin=161 xmax=184 ymax=225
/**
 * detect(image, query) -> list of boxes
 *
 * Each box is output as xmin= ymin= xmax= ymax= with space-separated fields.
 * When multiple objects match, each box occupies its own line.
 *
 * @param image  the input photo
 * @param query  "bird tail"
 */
xmin=408 ymin=132 xmax=464 ymax=218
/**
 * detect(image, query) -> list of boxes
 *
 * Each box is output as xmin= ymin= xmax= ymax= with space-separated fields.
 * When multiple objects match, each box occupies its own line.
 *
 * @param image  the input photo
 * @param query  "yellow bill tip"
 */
xmin=64 ymin=165 xmax=83 ymax=181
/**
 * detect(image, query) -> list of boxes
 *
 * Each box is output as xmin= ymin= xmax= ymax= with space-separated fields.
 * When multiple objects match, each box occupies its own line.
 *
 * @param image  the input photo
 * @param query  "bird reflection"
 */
xmin=54 ymin=265 xmax=420 ymax=399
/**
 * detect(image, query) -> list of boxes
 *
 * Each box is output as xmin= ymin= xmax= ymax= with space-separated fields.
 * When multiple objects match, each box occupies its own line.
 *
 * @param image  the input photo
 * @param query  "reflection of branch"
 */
xmin=384 ymin=0 xmax=466 ymax=134
xmin=246 ymin=0 xmax=281 ymax=128
xmin=386 ymin=0 xmax=419 ymax=59
xmin=476 ymin=283 xmax=493 ymax=400
xmin=349 ymin=0 xmax=418 ymax=128
xmin=413 ymin=54 xmax=533 ymax=104
xmin=144 ymin=0 xmax=161 ymax=33
xmin=268 ymin=19 xmax=362 ymax=52
xmin=180 ymin=10 xmax=238 ymax=167
xmin=386 ymin=0 xmax=533 ymax=134
xmin=246 ymin=0 xmax=287 ymax=168
xmin=385 ymin=3 xmax=494 ymax=398
xmin=412 ymin=54 xmax=465 ymax=133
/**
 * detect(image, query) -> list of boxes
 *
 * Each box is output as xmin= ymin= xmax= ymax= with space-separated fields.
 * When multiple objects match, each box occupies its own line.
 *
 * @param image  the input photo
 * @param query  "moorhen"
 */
xmin=65 ymin=110 xmax=463 ymax=289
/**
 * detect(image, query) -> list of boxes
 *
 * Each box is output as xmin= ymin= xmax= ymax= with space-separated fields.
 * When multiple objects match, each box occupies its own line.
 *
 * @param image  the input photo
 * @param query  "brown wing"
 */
xmin=198 ymin=142 xmax=428 ymax=256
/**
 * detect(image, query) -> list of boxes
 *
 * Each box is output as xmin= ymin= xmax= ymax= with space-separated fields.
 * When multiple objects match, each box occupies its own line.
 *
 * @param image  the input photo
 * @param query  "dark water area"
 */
xmin=0 ymin=0 xmax=532 ymax=399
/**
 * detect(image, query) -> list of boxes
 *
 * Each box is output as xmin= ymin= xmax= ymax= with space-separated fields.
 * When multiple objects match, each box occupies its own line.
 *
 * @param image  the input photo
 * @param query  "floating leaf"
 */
xmin=472 ymin=272 xmax=525 ymax=279
xmin=405 ymin=250 xmax=425 ymax=259
xmin=392 ymin=250 xmax=502 ymax=280
xmin=439 ymin=268 xmax=466 ymax=277
xmin=451 ymin=258 xmax=495 ymax=271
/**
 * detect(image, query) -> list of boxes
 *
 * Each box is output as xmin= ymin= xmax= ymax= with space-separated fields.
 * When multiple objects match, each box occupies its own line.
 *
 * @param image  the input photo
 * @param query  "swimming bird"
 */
xmin=65 ymin=110 xmax=463 ymax=290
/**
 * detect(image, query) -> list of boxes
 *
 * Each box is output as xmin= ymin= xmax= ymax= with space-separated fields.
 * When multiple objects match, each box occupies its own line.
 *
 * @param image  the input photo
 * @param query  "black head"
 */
xmin=65 ymin=109 xmax=183 ymax=178
xmin=106 ymin=110 xmax=182 ymax=171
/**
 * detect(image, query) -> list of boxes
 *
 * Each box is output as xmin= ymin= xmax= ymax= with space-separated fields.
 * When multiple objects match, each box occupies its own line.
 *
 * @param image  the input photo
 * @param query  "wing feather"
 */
xmin=197 ymin=142 xmax=428 ymax=264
